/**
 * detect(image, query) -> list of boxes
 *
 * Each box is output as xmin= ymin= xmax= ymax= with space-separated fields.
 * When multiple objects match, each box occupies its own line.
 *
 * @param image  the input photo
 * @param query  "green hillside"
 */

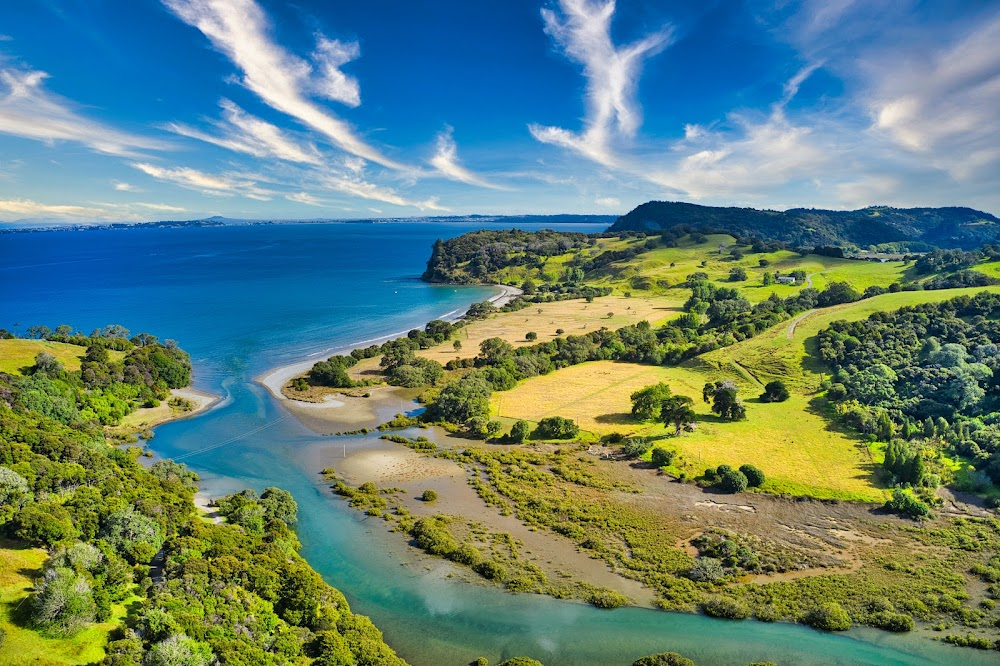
xmin=609 ymin=201 xmax=1000 ymax=250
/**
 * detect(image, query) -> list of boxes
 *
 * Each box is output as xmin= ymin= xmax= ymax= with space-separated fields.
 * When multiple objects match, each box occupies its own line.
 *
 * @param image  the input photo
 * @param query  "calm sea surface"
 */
xmin=1 ymin=222 xmax=989 ymax=665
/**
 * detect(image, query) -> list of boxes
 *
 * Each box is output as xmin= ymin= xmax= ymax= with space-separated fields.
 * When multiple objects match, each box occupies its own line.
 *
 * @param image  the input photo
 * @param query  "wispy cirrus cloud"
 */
xmin=166 ymin=99 xmax=324 ymax=165
xmin=318 ymin=172 xmax=448 ymax=211
xmin=0 ymin=68 xmax=170 ymax=157
xmin=0 ymin=197 xmax=109 ymax=219
xmin=430 ymin=126 xmax=507 ymax=190
xmin=131 ymin=162 xmax=274 ymax=200
xmin=529 ymin=0 xmax=672 ymax=166
xmin=530 ymin=0 xmax=1000 ymax=211
xmin=286 ymin=191 xmax=326 ymax=207
xmin=867 ymin=12 xmax=1000 ymax=179
xmin=162 ymin=0 xmax=403 ymax=170
xmin=0 ymin=197 xmax=186 ymax=221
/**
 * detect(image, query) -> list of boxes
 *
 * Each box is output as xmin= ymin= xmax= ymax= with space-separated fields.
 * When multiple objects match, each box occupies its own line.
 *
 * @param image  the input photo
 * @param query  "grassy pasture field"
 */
xmin=490 ymin=359 xmax=882 ymax=501
xmin=0 ymin=539 xmax=123 ymax=665
xmin=703 ymin=285 xmax=1000 ymax=389
xmin=483 ymin=232 xmax=913 ymax=304
xmin=586 ymin=234 xmax=911 ymax=301
xmin=0 ymin=340 xmax=89 ymax=375
xmin=490 ymin=286 xmax=1000 ymax=501
xmin=417 ymin=294 xmax=684 ymax=364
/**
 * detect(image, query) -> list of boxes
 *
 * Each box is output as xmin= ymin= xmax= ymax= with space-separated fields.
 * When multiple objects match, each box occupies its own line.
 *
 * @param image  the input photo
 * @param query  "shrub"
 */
xmin=720 ymin=470 xmax=748 ymax=493
xmin=534 ymin=416 xmax=579 ymax=439
xmin=885 ymin=488 xmax=931 ymax=519
xmin=473 ymin=560 xmax=507 ymax=581
xmin=826 ymin=383 xmax=848 ymax=400
xmin=585 ymin=588 xmax=630 ymax=609
xmin=420 ymin=489 xmax=438 ymax=502
xmin=688 ymin=557 xmax=725 ymax=582
xmin=31 ymin=566 xmax=95 ymax=636
xmin=450 ymin=543 xmax=484 ymax=566
xmin=497 ymin=659 xmax=543 ymax=666
xmin=650 ymin=448 xmax=675 ymax=468
xmin=622 ymin=437 xmax=651 ymax=458
xmin=869 ymin=611 xmax=914 ymax=632
xmin=555 ymin=328 xmax=565 ymax=335
xmin=702 ymin=596 xmax=751 ymax=619
xmin=806 ymin=602 xmax=852 ymax=631
xmin=525 ymin=332 xmax=538 ymax=341
xmin=510 ymin=420 xmax=530 ymax=443
xmin=760 ymin=380 xmax=790 ymax=403
xmin=739 ymin=464 xmax=765 ymax=488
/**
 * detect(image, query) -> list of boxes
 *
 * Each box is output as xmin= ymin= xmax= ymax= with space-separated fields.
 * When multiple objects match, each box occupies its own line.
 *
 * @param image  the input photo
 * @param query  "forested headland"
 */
xmin=0 ymin=327 xmax=405 ymax=665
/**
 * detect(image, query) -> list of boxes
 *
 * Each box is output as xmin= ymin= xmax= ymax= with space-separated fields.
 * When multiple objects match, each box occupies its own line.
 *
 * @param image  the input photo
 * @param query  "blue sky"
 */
xmin=1 ymin=0 xmax=999 ymax=222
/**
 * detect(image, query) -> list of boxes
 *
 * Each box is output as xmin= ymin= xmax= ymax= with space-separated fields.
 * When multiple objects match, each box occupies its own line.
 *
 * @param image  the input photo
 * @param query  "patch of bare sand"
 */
xmin=321 ymin=435 xmax=654 ymax=605
xmin=281 ymin=385 xmax=414 ymax=435
xmin=193 ymin=493 xmax=223 ymax=525
xmin=110 ymin=386 xmax=220 ymax=436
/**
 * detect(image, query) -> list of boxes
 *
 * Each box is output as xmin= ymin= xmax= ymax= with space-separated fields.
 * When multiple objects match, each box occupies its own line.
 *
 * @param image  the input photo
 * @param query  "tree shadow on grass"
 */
xmin=800 ymin=336 xmax=830 ymax=379
xmin=594 ymin=413 xmax=637 ymax=426
xmin=805 ymin=395 xmax=882 ymax=484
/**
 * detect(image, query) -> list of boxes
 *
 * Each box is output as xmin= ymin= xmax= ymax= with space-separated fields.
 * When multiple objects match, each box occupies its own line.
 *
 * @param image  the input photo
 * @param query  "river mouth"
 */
xmin=5 ymin=222 xmax=996 ymax=666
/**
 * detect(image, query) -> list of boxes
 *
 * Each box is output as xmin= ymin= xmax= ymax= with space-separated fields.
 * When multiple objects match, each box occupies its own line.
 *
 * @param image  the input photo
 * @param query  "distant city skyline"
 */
xmin=1 ymin=0 xmax=998 ymax=222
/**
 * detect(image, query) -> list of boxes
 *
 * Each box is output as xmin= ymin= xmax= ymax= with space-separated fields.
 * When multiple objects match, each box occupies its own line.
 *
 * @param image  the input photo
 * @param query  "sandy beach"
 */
xmin=193 ymin=492 xmax=224 ymax=524
xmin=110 ymin=385 xmax=221 ymax=436
xmin=255 ymin=283 xmax=521 ymax=413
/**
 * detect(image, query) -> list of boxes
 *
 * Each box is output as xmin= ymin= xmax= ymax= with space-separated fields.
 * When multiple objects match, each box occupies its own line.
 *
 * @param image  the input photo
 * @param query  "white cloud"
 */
xmin=286 ymin=191 xmax=326 ymax=206
xmin=867 ymin=12 xmax=1000 ymax=179
xmin=166 ymin=99 xmax=324 ymax=165
xmin=430 ymin=126 xmax=507 ymax=190
xmin=0 ymin=68 xmax=170 ymax=157
xmin=0 ymin=35 xmax=12 ymax=42
xmin=311 ymin=37 xmax=361 ymax=107
xmin=527 ymin=1 xmax=1000 ymax=212
xmin=529 ymin=0 xmax=672 ymax=166
xmin=594 ymin=196 xmax=620 ymax=207
xmin=113 ymin=181 xmax=137 ymax=192
xmin=318 ymin=172 xmax=448 ymax=211
xmin=162 ymin=0 xmax=403 ymax=169
xmin=0 ymin=198 xmax=109 ymax=220
xmin=131 ymin=162 xmax=274 ymax=200
xmin=135 ymin=202 xmax=187 ymax=212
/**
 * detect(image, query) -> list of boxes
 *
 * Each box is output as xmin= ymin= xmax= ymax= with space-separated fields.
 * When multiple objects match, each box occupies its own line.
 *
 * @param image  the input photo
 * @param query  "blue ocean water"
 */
xmin=0 ymin=222 xmax=988 ymax=665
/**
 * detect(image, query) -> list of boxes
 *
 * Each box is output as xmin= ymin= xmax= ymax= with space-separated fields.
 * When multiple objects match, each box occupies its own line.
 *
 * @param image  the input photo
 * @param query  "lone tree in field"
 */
xmin=661 ymin=395 xmax=696 ymax=435
xmin=631 ymin=383 xmax=673 ymax=421
xmin=703 ymin=380 xmax=747 ymax=421
xmin=760 ymin=380 xmax=790 ymax=403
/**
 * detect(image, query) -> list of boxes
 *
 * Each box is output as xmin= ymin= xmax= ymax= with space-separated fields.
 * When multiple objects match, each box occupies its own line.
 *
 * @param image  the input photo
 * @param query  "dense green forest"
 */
xmin=819 ymin=292 xmax=1000 ymax=505
xmin=422 ymin=228 xmax=594 ymax=283
xmin=0 ymin=330 xmax=405 ymax=665
xmin=0 ymin=327 xmax=191 ymax=428
xmin=609 ymin=201 xmax=1000 ymax=250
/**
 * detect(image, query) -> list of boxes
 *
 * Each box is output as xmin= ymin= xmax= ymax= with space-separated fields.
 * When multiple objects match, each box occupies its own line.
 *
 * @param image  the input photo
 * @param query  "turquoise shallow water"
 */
xmin=2 ymin=222 xmax=990 ymax=665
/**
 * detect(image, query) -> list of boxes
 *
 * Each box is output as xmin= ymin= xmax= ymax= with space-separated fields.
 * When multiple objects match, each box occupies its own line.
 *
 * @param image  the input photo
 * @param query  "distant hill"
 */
xmin=609 ymin=201 xmax=1000 ymax=250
